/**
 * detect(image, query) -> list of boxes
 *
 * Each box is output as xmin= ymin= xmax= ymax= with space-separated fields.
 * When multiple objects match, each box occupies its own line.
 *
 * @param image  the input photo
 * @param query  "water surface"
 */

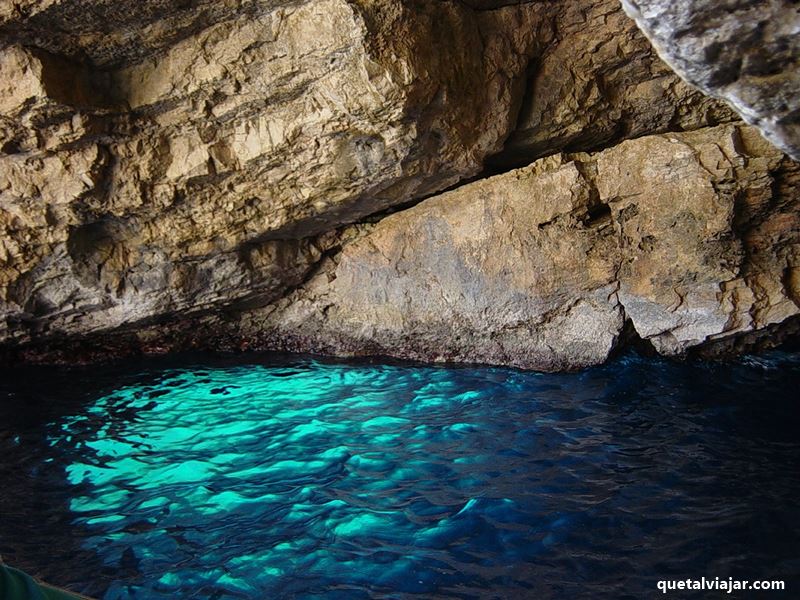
xmin=0 ymin=352 xmax=798 ymax=598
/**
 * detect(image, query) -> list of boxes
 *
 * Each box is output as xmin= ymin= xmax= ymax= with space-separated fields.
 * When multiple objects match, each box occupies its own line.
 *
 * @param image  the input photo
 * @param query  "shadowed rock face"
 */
xmin=622 ymin=0 xmax=800 ymax=161
xmin=0 ymin=0 xmax=293 ymax=68
xmin=0 ymin=0 xmax=798 ymax=368
xmin=0 ymin=0 xmax=543 ymax=345
xmin=489 ymin=0 xmax=738 ymax=167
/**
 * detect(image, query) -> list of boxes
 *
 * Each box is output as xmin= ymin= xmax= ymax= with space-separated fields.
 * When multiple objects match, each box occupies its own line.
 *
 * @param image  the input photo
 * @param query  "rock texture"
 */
xmin=491 ymin=0 xmax=738 ymax=167
xmin=0 ymin=0 xmax=798 ymax=369
xmin=0 ymin=0 xmax=276 ymax=68
xmin=622 ymin=0 xmax=800 ymax=161
xmin=0 ymin=0 xmax=542 ymax=345
xmin=240 ymin=124 xmax=800 ymax=370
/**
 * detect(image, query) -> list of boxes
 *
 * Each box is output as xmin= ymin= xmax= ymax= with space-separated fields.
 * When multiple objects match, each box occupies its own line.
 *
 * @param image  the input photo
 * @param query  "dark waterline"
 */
xmin=0 ymin=351 xmax=799 ymax=599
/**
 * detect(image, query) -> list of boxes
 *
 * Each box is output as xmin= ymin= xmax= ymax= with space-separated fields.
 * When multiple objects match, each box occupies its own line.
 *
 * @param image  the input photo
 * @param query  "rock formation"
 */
xmin=491 ymin=0 xmax=739 ymax=167
xmin=0 ymin=0 xmax=542 ymax=344
xmin=0 ymin=0 xmax=798 ymax=369
xmin=622 ymin=0 xmax=800 ymax=160
xmin=229 ymin=124 xmax=800 ymax=370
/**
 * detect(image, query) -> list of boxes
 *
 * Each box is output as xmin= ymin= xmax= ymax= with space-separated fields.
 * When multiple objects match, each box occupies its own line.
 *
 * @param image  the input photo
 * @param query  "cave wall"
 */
xmin=622 ymin=0 xmax=800 ymax=161
xmin=0 ymin=0 xmax=798 ymax=369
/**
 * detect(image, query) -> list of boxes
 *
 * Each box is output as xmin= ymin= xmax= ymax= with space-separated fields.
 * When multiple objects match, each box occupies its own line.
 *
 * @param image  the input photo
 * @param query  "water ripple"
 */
xmin=0 ymin=352 xmax=798 ymax=598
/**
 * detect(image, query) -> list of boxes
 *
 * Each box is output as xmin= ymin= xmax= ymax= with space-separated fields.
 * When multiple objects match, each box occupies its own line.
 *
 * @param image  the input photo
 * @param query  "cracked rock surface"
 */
xmin=0 ymin=0 xmax=798 ymax=369
xmin=238 ymin=124 xmax=800 ymax=371
xmin=0 ymin=0 xmax=541 ymax=345
xmin=490 ymin=0 xmax=738 ymax=167
xmin=622 ymin=0 xmax=800 ymax=161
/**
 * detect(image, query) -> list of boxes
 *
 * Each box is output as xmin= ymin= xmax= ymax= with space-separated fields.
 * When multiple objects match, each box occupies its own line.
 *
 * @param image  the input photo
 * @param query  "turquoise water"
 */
xmin=1 ymin=352 xmax=799 ymax=598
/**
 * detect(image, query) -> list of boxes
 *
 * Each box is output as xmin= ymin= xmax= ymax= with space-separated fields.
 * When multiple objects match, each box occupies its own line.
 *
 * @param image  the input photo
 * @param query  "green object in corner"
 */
xmin=0 ymin=564 xmax=90 ymax=600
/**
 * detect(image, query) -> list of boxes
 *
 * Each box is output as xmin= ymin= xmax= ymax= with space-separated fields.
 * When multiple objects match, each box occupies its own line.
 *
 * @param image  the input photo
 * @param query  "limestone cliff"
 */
xmin=0 ymin=0 xmax=542 ymax=344
xmin=0 ymin=0 xmax=798 ymax=369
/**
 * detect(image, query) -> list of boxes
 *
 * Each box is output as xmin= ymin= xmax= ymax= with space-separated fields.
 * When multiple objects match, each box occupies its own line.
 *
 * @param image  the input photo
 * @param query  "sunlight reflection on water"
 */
xmin=1 ymin=352 xmax=797 ymax=598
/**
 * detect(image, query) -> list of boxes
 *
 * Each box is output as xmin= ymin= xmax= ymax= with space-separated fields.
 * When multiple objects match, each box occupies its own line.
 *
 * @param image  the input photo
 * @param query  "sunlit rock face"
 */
xmin=240 ymin=124 xmax=800 ymax=370
xmin=622 ymin=0 xmax=800 ymax=161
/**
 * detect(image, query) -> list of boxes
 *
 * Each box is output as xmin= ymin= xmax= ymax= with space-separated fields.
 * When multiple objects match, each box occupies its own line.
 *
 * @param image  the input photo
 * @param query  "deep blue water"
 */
xmin=0 ymin=351 xmax=799 ymax=599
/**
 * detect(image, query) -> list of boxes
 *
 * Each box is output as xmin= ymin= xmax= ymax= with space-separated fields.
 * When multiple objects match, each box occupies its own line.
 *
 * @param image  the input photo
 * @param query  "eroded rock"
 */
xmin=491 ymin=0 xmax=738 ymax=167
xmin=244 ymin=124 xmax=800 ymax=370
xmin=0 ymin=0 xmax=281 ymax=68
xmin=0 ymin=0 xmax=541 ymax=345
xmin=1 ymin=0 xmax=798 ymax=369
xmin=622 ymin=0 xmax=800 ymax=160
